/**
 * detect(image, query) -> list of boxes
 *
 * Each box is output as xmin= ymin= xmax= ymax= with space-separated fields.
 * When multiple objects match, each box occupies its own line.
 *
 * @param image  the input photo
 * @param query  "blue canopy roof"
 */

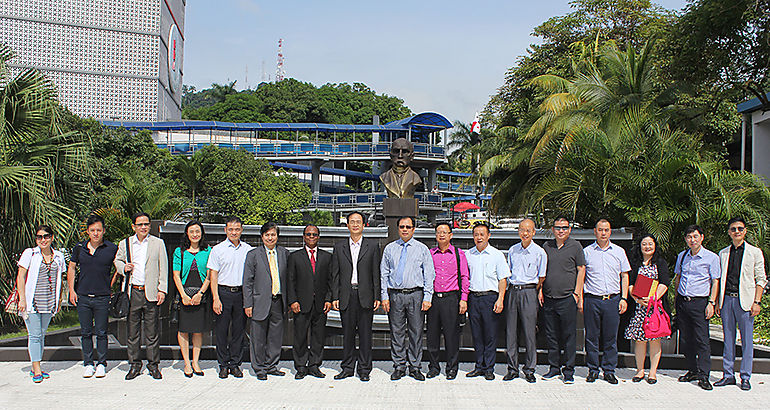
xmin=737 ymin=92 xmax=770 ymax=114
xmin=270 ymin=162 xmax=380 ymax=181
xmin=437 ymin=169 xmax=471 ymax=178
xmin=385 ymin=112 xmax=452 ymax=131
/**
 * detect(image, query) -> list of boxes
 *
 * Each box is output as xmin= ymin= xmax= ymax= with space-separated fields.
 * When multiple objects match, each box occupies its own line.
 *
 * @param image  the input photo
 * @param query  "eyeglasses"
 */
xmin=134 ymin=223 xmax=151 ymax=227
xmin=35 ymin=234 xmax=53 ymax=240
xmin=348 ymin=221 xmax=363 ymax=225
xmin=729 ymin=226 xmax=745 ymax=232
xmin=553 ymin=226 xmax=570 ymax=231
xmin=399 ymin=225 xmax=414 ymax=229
xmin=304 ymin=232 xmax=319 ymax=237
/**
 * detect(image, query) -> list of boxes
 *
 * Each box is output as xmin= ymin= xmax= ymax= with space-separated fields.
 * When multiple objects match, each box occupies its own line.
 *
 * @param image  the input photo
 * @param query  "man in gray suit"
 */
xmin=114 ymin=212 xmax=168 ymax=380
xmin=243 ymin=222 xmax=289 ymax=380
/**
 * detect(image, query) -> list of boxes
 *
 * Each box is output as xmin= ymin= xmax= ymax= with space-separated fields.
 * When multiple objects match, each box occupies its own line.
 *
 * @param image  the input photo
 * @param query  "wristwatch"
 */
xmin=708 ymin=300 xmax=716 ymax=306
xmin=754 ymin=301 xmax=761 ymax=306
xmin=620 ymin=297 xmax=628 ymax=302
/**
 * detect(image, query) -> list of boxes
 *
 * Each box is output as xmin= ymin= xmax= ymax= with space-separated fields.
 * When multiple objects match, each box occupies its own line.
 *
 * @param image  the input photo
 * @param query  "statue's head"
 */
xmin=390 ymin=138 xmax=414 ymax=170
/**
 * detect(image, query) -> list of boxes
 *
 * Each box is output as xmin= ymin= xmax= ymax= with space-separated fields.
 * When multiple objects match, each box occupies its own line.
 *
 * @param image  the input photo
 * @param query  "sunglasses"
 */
xmin=399 ymin=225 xmax=414 ymax=229
xmin=304 ymin=232 xmax=319 ymax=237
xmin=729 ymin=226 xmax=745 ymax=232
xmin=35 ymin=234 xmax=53 ymax=240
xmin=553 ymin=226 xmax=570 ymax=231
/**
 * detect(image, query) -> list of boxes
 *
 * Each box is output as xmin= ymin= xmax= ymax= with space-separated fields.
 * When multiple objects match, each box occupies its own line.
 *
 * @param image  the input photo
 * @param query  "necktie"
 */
xmin=309 ymin=249 xmax=316 ymax=273
xmin=269 ymin=249 xmax=280 ymax=295
xmin=393 ymin=242 xmax=408 ymax=287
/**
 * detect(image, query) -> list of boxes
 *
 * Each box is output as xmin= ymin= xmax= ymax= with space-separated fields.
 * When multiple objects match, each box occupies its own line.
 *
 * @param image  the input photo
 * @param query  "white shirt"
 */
xmin=305 ymin=246 xmax=318 ymax=263
xmin=130 ymin=235 xmax=149 ymax=286
xmin=350 ymin=237 xmax=361 ymax=285
xmin=207 ymin=239 xmax=254 ymax=286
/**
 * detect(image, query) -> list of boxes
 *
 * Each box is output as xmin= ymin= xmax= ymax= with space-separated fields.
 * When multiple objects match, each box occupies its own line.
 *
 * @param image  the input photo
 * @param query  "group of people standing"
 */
xmin=14 ymin=212 xmax=765 ymax=392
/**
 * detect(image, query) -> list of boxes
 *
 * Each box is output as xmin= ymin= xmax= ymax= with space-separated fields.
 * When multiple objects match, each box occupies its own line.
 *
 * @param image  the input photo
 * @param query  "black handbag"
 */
xmin=109 ymin=238 xmax=132 ymax=318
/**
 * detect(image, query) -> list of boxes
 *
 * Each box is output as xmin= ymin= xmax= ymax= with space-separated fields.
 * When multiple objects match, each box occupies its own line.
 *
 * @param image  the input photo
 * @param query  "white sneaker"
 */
xmin=95 ymin=364 xmax=106 ymax=378
xmin=83 ymin=365 xmax=95 ymax=378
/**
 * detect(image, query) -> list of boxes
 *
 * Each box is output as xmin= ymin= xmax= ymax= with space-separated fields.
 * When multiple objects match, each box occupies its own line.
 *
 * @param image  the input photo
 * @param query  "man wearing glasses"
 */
xmin=540 ymin=215 xmax=585 ymax=384
xmin=381 ymin=216 xmax=435 ymax=381
xmin=114 ymin=212 xmax=168 ymax=380
xmin=331 ymin=211 xmax=381 ymax=382
xmin=287 ymin=225 xmax=333 ymax=379
xmin=715 ymin=217 xmax=766 ymax=391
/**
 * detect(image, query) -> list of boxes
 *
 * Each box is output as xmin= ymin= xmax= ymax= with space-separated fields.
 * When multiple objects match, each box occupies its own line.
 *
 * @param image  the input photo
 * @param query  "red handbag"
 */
xmin=643 ymin=296 xmax=671 ymax=339
xmin=4 ymin=285 xmax=20 ymax=315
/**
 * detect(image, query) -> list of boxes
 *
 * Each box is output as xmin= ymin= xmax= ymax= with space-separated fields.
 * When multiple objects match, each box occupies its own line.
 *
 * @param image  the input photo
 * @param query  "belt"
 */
xmin=584 ymin=293 xmax=618 ymax=300
xmin=389 ymin=287 xmax=422 ymax=294
xmin=725 ymin=291 xmax=740 ymax=298
xmin=220 ymin=285 xmax=242 ymax=293
xmin=272 ymin=294 xmax=282 ymax=300
xmin=508 ymin=284 xmax=537 ymax=291
xmin=131 ymin=285 xmax=145 ymax=291
xmin=678 ymin=294 xmax=707 ymax=302
xmin=434 ymin=290 xmax=459 ymax=298
xmin=351 ymin=285 xmax=359 ymax=290
xmin=470 ymin=291 xmax=497 ymax=297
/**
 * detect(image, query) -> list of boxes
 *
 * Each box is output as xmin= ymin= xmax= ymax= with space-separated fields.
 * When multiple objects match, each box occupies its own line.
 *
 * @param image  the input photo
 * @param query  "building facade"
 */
xmin=737 ymin=93 xmax=770 ymax=185
xmin=1 ymin=0 xmax=185 ymax=121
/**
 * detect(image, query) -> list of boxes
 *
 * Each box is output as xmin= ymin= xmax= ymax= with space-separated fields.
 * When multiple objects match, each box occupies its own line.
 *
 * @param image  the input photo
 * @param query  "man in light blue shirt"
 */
xmin=504 ymin=219 xmax=546 ymax=383
xmin=674 ymin=224 xmax=720 ymax=390
xmin=381 ymin=216 xmax=435 ymax=381
xmin=582 ymin=219 xmax=630 ymax=385
xmin=465 ymin=222 xmax=511 ymax=380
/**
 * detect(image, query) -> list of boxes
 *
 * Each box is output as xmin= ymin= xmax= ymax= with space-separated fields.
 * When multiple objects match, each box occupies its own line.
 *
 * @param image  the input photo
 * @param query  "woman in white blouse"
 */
xmin=16 ymin=225 xmax=66 ymax=383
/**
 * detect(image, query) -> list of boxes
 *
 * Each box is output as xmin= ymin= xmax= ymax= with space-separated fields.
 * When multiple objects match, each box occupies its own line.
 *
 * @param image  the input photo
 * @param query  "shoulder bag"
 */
xmin=643 ymin=294 xmax=672 ymax=339
xmin=109 ymin=238 xmax=132 ymax=318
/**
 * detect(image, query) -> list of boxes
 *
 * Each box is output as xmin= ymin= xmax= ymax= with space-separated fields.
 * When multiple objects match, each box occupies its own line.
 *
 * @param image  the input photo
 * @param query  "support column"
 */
xmin=311 ymin=160 xmax=322 ymax=195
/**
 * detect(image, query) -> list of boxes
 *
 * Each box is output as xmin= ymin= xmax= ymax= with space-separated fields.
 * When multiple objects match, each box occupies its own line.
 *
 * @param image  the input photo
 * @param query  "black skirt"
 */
xmin=178 ymin=260 xmax=211 ymax=333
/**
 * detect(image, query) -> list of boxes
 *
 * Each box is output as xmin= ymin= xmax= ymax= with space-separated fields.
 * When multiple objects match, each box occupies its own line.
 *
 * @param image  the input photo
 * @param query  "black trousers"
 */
xmin=340 ymin=290 xmax=373 ymax=376
xmin=468 ymin=293 xmax=499 ymax=372
xmin=215 ymin=288 xmax=246 ymax=369
xmin=583 ymin=294 xmax=621 ymax=374
xmin=293 ymin=303 xmax=327 ymax=370
xmin=127 ymin=288 xmax=160 ymax=367
xmin=543 ymin=295 xmax=577 ymax=378
xmin=676 ymin=295 xmax=711 ymax=377
xmin=250 ymin=297 xmax=285 ymax=375
xmin=426 ymin=291 xmax=460 ymax=374
xmin=505 ymin=287 xmax=538 ymax=375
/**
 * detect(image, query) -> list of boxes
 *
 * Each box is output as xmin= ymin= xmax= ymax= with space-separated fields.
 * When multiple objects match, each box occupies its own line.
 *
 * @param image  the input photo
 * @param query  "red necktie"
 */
xmin=309 ymin=249 xmax=316 ymax=273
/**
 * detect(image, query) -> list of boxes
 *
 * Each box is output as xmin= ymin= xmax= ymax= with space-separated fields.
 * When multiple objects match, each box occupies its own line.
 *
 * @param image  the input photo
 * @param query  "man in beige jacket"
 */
xmin=715 ymin=216 xmax=767 ymax=391
xmin=114 ymin=212 xmax=168 ymax=380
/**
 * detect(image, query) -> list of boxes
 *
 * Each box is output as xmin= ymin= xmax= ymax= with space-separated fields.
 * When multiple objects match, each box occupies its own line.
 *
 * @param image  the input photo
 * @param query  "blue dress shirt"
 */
xmin=583 ymin=241 xmax=631 ymax=295
xmin=507 ymin=241 xmax=547 ymax=285
xmin=675 ymin=247 xmax=721 ymax=297
xmin=466 ymin=244 xmax=511 ymax=292
xmin=381 ymin=237 xmax=435 ymax=302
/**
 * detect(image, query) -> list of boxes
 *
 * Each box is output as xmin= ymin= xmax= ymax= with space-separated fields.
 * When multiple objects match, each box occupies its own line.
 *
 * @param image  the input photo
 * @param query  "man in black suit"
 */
xmin=331 ymin=211 xmax=381 ymax=382
xmin=243 ymin=222 xmax=290 ymax=380
xmin=288 ymin=225 xmax=333 ymax=379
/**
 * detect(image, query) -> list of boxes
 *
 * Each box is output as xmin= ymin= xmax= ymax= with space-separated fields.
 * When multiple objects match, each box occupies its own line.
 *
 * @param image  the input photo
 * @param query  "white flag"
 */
xmin=471 ymin=112 xmax=481 ymax=134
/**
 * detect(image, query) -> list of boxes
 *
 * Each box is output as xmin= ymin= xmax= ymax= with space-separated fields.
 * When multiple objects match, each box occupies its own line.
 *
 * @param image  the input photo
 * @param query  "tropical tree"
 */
xmin=0 ymin=43 xmax=90 ymax=317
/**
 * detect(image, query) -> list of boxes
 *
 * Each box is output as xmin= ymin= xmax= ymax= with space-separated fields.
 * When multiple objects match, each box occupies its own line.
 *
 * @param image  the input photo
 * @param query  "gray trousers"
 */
xmin=388 ymin=290 xmax=425 ymax=371
xmin=505 ymin=287 xmax=538 ymax=374
xmin=127 ymin=288 xmax=160 ymax=367
xmin=722 ymin=295 xmax=754 ymax=380
xmin=250 ymin=297 xmax=284 ymax=375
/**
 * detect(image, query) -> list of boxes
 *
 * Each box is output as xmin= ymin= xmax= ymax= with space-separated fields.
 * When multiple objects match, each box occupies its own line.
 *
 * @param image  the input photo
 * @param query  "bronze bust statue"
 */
xmin=379 ymin=137 xmax=422 ymax=198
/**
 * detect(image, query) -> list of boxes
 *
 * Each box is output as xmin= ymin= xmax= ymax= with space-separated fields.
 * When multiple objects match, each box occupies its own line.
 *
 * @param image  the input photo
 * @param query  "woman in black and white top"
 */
xmin=16 ymin=225 xmax=66 ymax=383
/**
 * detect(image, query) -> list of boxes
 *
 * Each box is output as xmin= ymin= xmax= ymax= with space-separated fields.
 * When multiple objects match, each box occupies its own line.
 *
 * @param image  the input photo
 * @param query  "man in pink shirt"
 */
xmin=426 ymin=223 xmax=470 ymax=380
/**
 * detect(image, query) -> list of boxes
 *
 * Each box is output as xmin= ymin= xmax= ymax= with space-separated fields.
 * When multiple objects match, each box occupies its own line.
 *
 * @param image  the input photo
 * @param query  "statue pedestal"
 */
xmin=383 ymin=198 xmax=418 ymax=242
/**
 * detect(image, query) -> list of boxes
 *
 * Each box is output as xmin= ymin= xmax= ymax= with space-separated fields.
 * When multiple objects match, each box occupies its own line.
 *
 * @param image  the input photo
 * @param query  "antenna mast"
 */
xmin=276 ymin=38 xmax=285 ymax=82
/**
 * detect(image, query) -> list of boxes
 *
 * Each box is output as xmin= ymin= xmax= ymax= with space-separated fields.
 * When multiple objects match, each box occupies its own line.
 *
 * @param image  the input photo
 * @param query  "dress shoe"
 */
xmin=525 ymin=373 xmax=536 ymax=383
xmin=391 ymin=369 xmax=405 ymax=380
xmin=586 ymin=372 xmax=599 ymax=383
xmin=147 ymin=367 xmax=162 ymax=380
xmin=740 ymin=379 xmax=751 ymax=391
xmin=426 ymin=369 xmax=440 ymax=379
xmin=295 ymin=369 xmax=307 ymax=380
xmin=632 ymin=375 xmax=645 ymax=383
xmin=484 ymin=371 xmax=495 ymax=381
xmin=698 ymin=378 xmax=713 ymax=391
xmin=409 ymin=369 xmax=425 ymax=381
xmin=542 ymin=368 xmax=561 ymax=380
xmin=714 ymin=377 xmax=736 ymax=387
xmin=267 ymin=369 xmax=285 ymax=376
xmin=359 ymin=374 xmax=370 ymax=382
xmin=604 ymin=373 xmax=618 ymax=384
xmin=503 ymin=371 xmax=519 ymax=381
xmin=193 ymin=369 xmax=204 ymax=376
xmin=646 ymin=377 xmax=657 ymax=384
xmin=563 ymin=374 xmax=574 ymax=384
xmin=184 ymin=370 xmax=193 ymax=378
xmin=219 ymin=367 xmax=229 ymax=379
xmin=125 ymin=366 xmax=142 ymax=380
xmin=446 ymin=371 xmax=457 ymax=380
xmin=466 ymin=369 xmax=485 ymax=378
xmin=256 ymin=373 xmax=267 ymax=380
xmin=334 ymin=370 xmax=354 ymax=380
xmin=308 ymin=367 xmax=325 ymax=378
xmin=230 ymin=367 xmax=243 ymax=378
xmin=678 ymin=371 xmax=696 ymax=382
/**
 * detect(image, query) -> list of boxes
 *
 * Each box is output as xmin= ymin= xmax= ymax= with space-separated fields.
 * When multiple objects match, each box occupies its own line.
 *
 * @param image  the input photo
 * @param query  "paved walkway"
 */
xmin=1 ymin=360 xmax=766 ymax=409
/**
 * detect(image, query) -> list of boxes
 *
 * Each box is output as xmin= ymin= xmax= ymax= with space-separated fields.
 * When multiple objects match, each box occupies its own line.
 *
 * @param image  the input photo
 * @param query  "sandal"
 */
xmin=632 ymin=372 xmax=645 ymax=382
xmin=32 ymin=374 xmax=43 ymax=383
xmin=646 ymin=377 xmax=657 ymax=384
xmin=29 ymin=371 xmax=50 ymax=379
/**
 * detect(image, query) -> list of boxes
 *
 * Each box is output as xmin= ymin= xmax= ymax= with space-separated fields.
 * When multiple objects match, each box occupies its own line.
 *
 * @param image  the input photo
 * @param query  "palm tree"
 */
xmin=0 ymin=43 xmax=90 ymax=316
